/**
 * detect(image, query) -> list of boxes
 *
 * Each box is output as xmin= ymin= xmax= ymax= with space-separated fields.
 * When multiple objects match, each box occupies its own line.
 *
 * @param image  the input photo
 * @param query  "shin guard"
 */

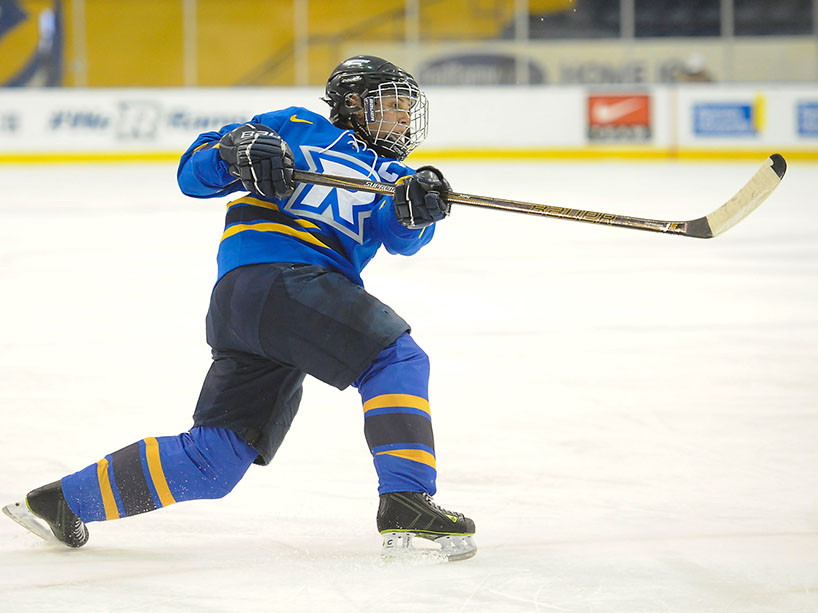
xmin=354 ymin=333 xmax=436 ymax=495
xmin=61 ymin=427 xmax=257 ymax=522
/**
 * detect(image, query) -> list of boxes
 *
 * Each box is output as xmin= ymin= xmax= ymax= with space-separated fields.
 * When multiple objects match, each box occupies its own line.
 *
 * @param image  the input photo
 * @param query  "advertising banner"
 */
xmin=587 ymin=94 xmax=652 ymax=142
xmin=0 ymin=88 xmax=327 ymax=155
xmin=797 ymin=102 xmax=818 ymax=138
xmin=693 ymin=102 xmax=760 ymax=137
xmin=676 ymin=86 xmax=818 ymax=154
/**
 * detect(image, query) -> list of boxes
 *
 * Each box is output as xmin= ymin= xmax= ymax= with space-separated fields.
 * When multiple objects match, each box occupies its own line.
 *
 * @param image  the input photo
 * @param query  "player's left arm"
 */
xmin=374 ymin=165 xmax=451 ymax=255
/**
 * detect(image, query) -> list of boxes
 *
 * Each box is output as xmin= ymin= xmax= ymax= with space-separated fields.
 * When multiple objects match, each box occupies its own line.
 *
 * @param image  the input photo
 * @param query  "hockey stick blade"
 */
xmin=683 ymin=153 xmax=786 ymax=238
xmin=291 ymin=154 xmax=786 ymax=239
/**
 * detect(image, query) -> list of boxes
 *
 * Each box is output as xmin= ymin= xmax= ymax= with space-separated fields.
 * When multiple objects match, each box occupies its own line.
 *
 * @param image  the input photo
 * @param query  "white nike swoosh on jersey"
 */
xmin=591 ymin=98 xmax=645 ymax=123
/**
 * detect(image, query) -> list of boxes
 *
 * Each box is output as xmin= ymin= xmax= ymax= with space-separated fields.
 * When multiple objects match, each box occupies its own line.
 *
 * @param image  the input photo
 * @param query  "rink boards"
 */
xmin=0 ymin=84 xmax=817 ymax=163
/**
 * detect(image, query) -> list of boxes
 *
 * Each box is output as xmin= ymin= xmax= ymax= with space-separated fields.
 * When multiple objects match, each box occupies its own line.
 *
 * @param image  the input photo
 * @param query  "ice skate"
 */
xmin=377 ymin=491 xmax=476 ymax=562
xmin=3 ymin=481 xmax=89 ymax=548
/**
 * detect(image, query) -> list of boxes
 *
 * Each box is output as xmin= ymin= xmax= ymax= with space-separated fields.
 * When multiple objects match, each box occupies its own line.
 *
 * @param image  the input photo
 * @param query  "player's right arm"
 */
xmin=177 ymin=115 xmax=294 ymax=199
xmin=176 ymin=124 xmax=243 ymax=198
xmin=177 ymin=124 xmax=244 ymax=198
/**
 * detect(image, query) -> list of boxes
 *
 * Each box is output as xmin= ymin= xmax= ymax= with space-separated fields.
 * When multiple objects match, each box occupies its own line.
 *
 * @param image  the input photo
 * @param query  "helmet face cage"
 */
xmin=360 ymin=80 xmax=428 ymax=160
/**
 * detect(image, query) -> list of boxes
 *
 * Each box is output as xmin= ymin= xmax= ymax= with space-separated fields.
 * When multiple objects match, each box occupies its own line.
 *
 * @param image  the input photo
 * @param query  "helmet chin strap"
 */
xmin=350 ymin=114 xmax=391 ymax=158
xmin=347 ymin=105 xmax=400 ymax=159
xmin=340 ymin=92 xmax=408 ymax=160
xmin=340 ymin=94 xmax=377 ymax=151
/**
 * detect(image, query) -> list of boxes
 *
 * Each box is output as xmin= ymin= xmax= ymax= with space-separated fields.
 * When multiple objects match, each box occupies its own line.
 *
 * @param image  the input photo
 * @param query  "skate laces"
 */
xmin=423 ymin=493 xmax=460 ymax=519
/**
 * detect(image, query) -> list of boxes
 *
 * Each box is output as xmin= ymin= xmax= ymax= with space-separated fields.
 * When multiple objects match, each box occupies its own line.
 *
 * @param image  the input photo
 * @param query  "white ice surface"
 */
xmin=0 ymin=159 xmax=816 ymax=612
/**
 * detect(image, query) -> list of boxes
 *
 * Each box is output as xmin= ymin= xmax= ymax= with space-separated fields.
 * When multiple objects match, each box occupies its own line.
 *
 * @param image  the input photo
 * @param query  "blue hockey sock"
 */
xmin=61 ymin=427 xmax=257 ymax=522
xmin=353 ymin=332 xmax=437 ymax=496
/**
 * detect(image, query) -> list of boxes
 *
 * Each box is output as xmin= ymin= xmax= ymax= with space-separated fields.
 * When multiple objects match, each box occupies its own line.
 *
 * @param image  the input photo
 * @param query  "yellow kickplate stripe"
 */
xmin=96 ymin=458 xmax=120 ymax=520
xmin=376 ymin=448 xmax=437 ymax=469
xmin=220 ymin=222 xmax=331 ymax=249
xmin=409 ymin=147 xmax=818 ymax=161
xmin=2 ymin=148 xmax=818 ymax=165
xmin=0 ymin=151 xmax=182 ymax=163
xmin=363 ymin=394 xmax=430 ymax=416
xmin=144 ymin=437 xmax=176 ymax=508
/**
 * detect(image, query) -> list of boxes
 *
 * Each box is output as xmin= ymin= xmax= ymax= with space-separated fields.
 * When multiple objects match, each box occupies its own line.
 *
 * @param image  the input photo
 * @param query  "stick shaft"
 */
xmin=292 ymin=154 xmax=785 ymax=239
xmin=292 ymin=169 xmax=667 ymax=229
xmin=292 ymin=169 xmax=682 ymax=235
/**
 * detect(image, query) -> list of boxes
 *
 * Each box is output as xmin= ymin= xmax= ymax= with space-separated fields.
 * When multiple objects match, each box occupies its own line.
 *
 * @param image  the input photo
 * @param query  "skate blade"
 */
xmin=381 ymin=531 xmax=477 ymax=563
xmin=2 ymin=501 xmax=57 ymax=543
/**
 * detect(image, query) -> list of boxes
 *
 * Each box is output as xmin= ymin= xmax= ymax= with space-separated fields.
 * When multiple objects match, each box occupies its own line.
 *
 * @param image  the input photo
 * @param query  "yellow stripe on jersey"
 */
xmin=96 ymin=458 xmax=120 ymax=520
xmin=221 ymin=222 xmax=333 ymax=250
xmin=144 ymin=437 xmax=176 ymax=508
xmin=376 ymin=448 xmax=437 ymax=469
xmin=226 ymin=196 xmax=320 ymax=230
xmin=363 ymin=394 xmax=430 ymax=417
xmin=192 ymin=141 xmax=219 ymax=153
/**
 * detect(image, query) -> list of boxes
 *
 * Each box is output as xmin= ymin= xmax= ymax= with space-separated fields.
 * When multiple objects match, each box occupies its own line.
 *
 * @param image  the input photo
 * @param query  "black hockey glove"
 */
xmin=218 ymin=123 xmax=295 ymax=199
xmin=394 ymin=165 xmax=451 ymax=229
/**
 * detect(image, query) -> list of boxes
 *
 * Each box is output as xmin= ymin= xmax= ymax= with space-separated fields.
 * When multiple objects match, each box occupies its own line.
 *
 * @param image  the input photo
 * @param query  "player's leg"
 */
xmin=352 ymin=333 xmax=476 ymax=560
xmin=191 ymin=263 xmax=310 ymax=467
xmin=353 ymin=332 xmax=436 ymax=496
xmin=225 ymin=263 xmax=437 ymax=493
xmin=4 ymin=426 xmax=257 ymax=547
xmin=5 ymin=264 xmax=306 ymax=547
xmin=61 ymin=426 xmax=258 ymax=522
xmin=239 ymin=262 xmax=475 ymax=559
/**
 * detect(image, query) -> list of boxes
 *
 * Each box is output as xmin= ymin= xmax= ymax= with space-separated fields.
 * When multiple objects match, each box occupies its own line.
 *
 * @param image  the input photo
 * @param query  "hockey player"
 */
xmin=3 ymin=56 xmax=476 ymax=561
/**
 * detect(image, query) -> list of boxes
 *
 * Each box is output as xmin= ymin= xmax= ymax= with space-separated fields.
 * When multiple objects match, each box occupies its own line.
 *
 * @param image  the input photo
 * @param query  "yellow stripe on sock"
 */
xmin=96 ymin=458 xmax=120 ymax=520
xmin=376 ymin=448 xmax=437 ymax=469
xmin=144 ymin=437 xmax=176 ymax=508
xmin=363 ymin=394 xmax=430 ymax=417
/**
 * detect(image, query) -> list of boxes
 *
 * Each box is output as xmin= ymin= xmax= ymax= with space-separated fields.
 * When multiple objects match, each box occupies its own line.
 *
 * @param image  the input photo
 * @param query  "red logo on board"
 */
xmin=588 ymin=94 xmax=651 ymax=141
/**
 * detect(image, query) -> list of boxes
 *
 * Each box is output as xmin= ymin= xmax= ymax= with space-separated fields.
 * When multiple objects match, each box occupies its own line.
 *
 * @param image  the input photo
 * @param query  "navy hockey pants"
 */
xmin=61 ymin=263 xmax=437 ymax=522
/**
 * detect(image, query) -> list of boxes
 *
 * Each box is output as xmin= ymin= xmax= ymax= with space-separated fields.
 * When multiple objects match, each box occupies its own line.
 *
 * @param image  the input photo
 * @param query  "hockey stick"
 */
xmin=292 ymin=153 xmax=786 ymax=238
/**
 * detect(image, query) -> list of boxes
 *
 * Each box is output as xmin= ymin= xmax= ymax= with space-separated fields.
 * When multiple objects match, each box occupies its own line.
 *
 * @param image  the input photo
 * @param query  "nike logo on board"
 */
xmin=591 ymin=98 xmax=645 ymax=123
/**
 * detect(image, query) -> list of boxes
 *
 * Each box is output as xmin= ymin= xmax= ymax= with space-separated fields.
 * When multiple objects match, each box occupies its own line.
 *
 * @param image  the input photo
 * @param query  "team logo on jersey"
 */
xmin=285 ymin=146 xmax=380 ymax=243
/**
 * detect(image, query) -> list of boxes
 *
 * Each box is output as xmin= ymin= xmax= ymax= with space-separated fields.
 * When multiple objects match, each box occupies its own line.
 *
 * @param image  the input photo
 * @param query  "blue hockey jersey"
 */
xmin=177 ymin=106 xmax=434 ymax=286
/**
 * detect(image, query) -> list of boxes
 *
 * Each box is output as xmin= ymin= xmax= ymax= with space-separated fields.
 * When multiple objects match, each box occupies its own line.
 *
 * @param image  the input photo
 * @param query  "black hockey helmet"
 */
xmin=323 ymin=55 xmax=428 ymax=161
